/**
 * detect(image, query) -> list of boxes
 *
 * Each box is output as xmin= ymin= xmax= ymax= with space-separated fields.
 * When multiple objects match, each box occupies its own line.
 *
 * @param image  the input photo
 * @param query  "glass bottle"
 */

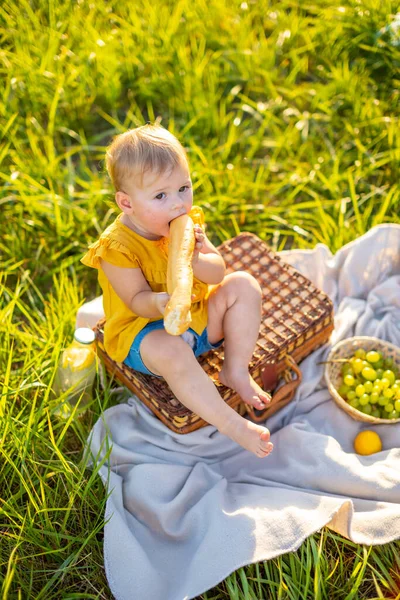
xmin=53 ymin=328 xmax=97 ymax=417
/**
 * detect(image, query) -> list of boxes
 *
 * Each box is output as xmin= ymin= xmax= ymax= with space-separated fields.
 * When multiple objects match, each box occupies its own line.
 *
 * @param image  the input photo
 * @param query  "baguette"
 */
xmin=164 ymin=214 xmax=195 ymax=335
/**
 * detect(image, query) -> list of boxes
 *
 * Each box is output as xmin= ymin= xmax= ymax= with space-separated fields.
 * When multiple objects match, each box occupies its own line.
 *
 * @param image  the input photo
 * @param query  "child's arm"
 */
xmin=192 ymin=226 xmax=226 ymax=284
xmin=100 ymin=260 xmax=169 ymax=318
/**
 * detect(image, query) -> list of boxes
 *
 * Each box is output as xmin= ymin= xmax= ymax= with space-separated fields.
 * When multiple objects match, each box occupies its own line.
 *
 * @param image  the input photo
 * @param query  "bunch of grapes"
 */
xmin=337 ymin=348 xmax=400 ymax=419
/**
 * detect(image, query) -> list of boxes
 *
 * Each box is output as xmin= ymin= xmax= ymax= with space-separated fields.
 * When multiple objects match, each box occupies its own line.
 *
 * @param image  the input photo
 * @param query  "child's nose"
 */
xmin=171 ymin=197 xmax=186 ymax=211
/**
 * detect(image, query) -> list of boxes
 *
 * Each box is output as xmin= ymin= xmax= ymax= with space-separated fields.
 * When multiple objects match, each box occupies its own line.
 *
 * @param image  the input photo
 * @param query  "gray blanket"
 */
xmin=85 ymin=224 xmax=400 ymax=600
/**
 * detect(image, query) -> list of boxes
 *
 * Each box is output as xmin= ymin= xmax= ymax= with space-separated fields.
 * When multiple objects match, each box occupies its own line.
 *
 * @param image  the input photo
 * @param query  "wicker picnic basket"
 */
xmin=94 ymin=232 xmax=334 ymax=433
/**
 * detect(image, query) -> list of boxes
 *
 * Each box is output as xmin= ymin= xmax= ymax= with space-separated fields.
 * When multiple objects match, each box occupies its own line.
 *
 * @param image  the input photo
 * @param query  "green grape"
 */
xmin=338 ymin=384 xmax=350 ymax=397
xmin=383 ymin=370 xmax=395 ymax=385
xmin=394 ymin=399 xmax=400 ymax=412
xmin=371 ymin=408 xmax=381 ymax=418
xmin=392 ymin=384 xmax=400 ymax=393
xmin=366 ymin=350 xmax=381 ymax=363
xmin=384 ymin=403 xmax=394 ymax=413
xmin=376 ymin=369 xmax=384 ymax=379
xmin=383 ymin=388 xmax=394 ymax=399
xmin=388 ymin=410 xmax=400 ymax=420
xmin=370 ymin=392 xmax=379 ymax=403
xmin=356 ymin=384 xmax=365 ymax=397
xmin=374 ymin=360 xmax=384 ymax=370
xmin=341 ymin=364 xmax=353 ymax=377
xmin=378 ymin=396 xmax=389 ymax=406
xmin=395 ymin=379 xmax=400 ymax=386
xmin=352 ymin=358 xmax=364 ymax=374
xmin=383 ymin=358 xmax=395 ymax=371
xmin=355 ymin=348 xmax=366 ymax=359
xmin=349 ymin=398 xmax=360 ymax=408
xmin=364 ymin=381 xmax=373 ymax=393
xmin=372 ymin=385 xmax=381 ymax=395
xmin=344 ymin=374 xmax=356 ymax=387
xmin=381 ymin=378 xmax=391 ymax=390
xmin=347 ymin=390 xmax=357 ymax=401
xmin=362 ymin=367 xmax=377 ymax=381
xmin=361 ymin=404 xmax=372 ymax=415
xmin=359 ymin=394 xmax=370 ymax=406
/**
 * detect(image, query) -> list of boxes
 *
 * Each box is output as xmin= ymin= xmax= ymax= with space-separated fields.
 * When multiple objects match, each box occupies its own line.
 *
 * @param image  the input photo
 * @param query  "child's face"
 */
xmin=120 ymin=163 xmax=193 ymax=239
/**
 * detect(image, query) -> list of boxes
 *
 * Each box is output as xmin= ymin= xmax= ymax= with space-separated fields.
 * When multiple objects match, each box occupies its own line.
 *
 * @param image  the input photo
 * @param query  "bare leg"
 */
xmin=140 ymin=330 xmax=273 ymax=457
xmin=207 ymin=271 xmax=271 ymax=409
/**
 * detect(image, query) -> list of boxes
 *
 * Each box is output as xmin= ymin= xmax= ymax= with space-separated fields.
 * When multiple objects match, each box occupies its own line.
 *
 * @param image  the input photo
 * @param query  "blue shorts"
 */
xmin=123 ymin=319 xmax=224 ymax=378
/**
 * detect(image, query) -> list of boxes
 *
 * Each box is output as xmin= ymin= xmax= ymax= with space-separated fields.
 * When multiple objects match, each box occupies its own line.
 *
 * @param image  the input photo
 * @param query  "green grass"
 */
xmin=1 ymin=0 xmax=400 ymax=597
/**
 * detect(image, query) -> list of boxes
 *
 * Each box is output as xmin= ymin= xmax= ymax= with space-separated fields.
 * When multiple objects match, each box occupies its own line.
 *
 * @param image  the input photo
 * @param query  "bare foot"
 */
xmin=220 ymin=416 xmax=274 ymax=457
xmin=218 ymin=367 xmax=271 ymax=410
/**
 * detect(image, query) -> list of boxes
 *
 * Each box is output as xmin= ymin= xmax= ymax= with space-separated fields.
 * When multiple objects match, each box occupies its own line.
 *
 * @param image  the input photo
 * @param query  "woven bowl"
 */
xmin=325 ymin=336 xmax=400 ymax=424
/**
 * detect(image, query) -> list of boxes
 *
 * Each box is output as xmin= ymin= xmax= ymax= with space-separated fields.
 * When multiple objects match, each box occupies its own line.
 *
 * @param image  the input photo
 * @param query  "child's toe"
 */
xmin=257 ymin=443 xmax=273 ymax=458
xmin=260 ymin=391 xmax=271 ymax=404
xmin=254 ymin=396 xmax=266 ymax=409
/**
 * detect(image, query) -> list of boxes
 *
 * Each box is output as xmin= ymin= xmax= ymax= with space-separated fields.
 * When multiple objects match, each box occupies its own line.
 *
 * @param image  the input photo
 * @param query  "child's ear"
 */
xmin=116 ymin=191 xmax=134 ymax=214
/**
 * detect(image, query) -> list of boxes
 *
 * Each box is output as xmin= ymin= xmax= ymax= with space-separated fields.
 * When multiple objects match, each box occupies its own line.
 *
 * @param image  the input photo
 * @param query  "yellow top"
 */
xmin=81 ymin=206 xmax=210 ymax=363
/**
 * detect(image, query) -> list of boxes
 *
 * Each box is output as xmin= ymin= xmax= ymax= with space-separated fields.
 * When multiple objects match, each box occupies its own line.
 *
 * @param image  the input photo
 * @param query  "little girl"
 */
xmin=82 ymin=124 xmax=274 ymax=458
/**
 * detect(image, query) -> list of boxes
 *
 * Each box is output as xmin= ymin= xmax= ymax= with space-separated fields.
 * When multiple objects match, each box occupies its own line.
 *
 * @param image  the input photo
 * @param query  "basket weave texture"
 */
xmin=95 ymin=232 xmax=334 ymax=433
xmin=325 ymin=336 xmax=400 ymax=424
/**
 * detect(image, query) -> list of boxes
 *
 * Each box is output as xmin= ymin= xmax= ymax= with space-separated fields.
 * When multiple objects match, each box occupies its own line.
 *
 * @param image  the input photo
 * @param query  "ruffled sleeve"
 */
xmin=81 ymin=237 xmax=140 ymax=270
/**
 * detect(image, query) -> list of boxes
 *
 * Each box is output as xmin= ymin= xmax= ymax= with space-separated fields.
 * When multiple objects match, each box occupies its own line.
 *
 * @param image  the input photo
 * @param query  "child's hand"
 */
xmin=192 ymin=225 xmax=205 ymax=264
xmin=154 ymin=292 xmax=170 ymax=316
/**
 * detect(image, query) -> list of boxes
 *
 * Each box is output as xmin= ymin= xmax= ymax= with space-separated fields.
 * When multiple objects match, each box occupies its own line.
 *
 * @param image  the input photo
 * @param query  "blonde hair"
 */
xmin=105 ymin=124 xmax=189 ymax=191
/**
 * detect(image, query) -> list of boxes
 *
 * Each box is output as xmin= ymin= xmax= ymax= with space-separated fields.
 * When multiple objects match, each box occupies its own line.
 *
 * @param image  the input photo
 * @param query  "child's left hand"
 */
xmin=192 ymin=225 xmax=205 ymax=264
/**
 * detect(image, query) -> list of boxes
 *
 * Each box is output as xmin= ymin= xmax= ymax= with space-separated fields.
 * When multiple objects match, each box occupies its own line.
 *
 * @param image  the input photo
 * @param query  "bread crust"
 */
xmin=164 ymin=214 xmax=195 ymax=335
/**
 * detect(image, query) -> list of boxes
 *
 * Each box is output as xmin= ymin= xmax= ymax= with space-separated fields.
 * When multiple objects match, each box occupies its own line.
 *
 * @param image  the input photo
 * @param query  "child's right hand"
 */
xmin=154 ymin=292 xmax=170 ymax=316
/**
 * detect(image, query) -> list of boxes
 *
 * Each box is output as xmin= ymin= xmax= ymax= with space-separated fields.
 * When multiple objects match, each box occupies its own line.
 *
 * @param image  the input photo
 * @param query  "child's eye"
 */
xmin=155 ymin=192 xmax=166 ymax=200
xmin=179 ymin=185 xmax=190 ymax=193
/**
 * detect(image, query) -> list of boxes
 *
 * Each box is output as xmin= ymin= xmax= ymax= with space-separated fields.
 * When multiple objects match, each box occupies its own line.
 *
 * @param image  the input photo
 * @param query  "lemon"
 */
xmin=353 ymin=430 xmax=382 ymax=455
xmin=189 ymin=206 xmax=205 ymax=227
xmin=62 ymin=347 xmax=95 ymax=372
